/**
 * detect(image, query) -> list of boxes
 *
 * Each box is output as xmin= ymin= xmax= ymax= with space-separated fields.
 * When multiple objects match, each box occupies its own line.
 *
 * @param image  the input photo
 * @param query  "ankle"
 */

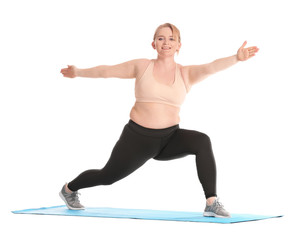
xmin=65 ymin=183 xmax=73 ymax=194
xmin=206 ymin=196 xmax=217 ymax=206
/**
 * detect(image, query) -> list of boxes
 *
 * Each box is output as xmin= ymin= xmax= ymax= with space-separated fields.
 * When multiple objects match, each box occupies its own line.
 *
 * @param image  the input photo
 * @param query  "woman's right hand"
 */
xmin=60 ymin=65 xmax=77 ymax=78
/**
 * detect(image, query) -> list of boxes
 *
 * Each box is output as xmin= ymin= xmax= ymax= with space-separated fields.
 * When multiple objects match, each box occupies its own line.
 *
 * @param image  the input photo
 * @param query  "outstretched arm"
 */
xmin=60 ymin=59 xmax=145 ymax=79
xmin=185 ymin=41 xmax=259 ymax=85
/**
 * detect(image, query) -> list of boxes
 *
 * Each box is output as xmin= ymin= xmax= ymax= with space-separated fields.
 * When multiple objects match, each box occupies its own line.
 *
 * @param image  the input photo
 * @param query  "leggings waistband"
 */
xmin=128 ymin=120 xmax=179 ymax=138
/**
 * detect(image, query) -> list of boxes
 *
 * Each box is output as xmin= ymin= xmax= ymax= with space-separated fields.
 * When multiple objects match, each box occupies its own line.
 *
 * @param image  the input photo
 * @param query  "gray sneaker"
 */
xmin=59 ymin=184 xmax=85 ymax=210
xmin=203 ymin=198 xmax=231 ymax=218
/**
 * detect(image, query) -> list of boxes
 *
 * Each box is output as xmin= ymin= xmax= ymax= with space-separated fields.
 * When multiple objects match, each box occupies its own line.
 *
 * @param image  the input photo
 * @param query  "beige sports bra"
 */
xmin=135 ymin=60 xmax=190 ymax=108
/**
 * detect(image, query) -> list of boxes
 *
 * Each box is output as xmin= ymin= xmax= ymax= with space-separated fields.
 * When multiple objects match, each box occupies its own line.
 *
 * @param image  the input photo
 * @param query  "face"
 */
xmin=152 ymin=27 xmax=181 ymax=56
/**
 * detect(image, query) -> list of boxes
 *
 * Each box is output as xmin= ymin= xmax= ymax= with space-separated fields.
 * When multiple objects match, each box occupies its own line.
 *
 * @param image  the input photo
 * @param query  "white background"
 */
xmin=1 ymin=0 xmax=306 ymax=239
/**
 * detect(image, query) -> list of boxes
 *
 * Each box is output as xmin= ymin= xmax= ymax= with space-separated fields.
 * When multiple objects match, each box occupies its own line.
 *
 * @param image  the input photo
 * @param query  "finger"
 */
xmin=240 ymin=41 xmax=247 ymax=49
xmin=248 ymin=46 xmax=259 ymax=51
xmin=249 ymin=49 xmax=259 ymax=55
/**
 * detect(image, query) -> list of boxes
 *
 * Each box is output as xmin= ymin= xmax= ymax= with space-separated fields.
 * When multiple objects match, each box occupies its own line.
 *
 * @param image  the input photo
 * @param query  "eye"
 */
xmin=170 ymin=38 xmax=175 ymax=41
xmin=158 ymin=37 xmax=164 ymax=41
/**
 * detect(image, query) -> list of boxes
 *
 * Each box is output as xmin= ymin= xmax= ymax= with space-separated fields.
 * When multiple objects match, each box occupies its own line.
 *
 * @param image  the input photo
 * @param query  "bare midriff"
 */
xmin=130 ymin=102 xmax=180 ymax=129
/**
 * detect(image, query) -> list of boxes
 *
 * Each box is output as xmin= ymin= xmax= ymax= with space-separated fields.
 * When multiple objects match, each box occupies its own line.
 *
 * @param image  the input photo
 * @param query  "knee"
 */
xmin=196 ymin=132 xmax=212 ymax=148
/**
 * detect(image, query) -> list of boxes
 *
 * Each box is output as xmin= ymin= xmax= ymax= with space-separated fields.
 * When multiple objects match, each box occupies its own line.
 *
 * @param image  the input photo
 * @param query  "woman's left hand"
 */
xmin=237 ymin=41 xmax=259 ymax=61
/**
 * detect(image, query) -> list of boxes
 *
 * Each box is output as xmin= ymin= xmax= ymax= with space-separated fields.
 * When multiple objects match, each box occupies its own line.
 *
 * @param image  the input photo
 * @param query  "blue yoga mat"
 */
xmin=12 ymin=205 xmax=282 ymax=224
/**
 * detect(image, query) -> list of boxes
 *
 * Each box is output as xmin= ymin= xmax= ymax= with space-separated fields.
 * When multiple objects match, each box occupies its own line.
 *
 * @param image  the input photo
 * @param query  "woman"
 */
xmin=60 ymin=23 xmax=259 ymax=218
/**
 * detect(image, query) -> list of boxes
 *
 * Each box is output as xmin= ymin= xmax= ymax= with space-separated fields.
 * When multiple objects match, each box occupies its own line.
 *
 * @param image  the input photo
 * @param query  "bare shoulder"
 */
xmin=177 ymin=64 xmax=190 ymax=85
xmin=134 ymin=58 xmax=152 ymax=79
xmin=134 ymin=58 xmax=151 ymax=69
xmin=177 ymin=64 xmax=189 ymax=77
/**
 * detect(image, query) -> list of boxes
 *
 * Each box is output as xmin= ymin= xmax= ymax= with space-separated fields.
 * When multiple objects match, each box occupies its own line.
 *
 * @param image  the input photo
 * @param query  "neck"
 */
xmin=155 ymin=55 xmax=176 ymax=68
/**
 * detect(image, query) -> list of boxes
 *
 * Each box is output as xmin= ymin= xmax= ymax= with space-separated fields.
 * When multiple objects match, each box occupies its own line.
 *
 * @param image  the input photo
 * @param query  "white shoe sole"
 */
xmin=59 ymin=191 xmax=85 ymax=210
xmin=203 ymin=211 xmax=231 ymax=218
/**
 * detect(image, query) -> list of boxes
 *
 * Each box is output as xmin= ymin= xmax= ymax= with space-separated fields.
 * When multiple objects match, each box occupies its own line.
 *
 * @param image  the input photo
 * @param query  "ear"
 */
xmin=152 ymin=41 xmax=156 ymax=50
xmin=177 ymin=42 xmax=182 ymax=51
xmin=176 ymin=42 xmax=182 ymax=54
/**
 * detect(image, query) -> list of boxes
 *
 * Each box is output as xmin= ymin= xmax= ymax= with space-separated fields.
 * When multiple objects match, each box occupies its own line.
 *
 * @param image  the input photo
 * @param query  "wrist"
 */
xmin=235 ymin=54 xmax=240 ymax=62
xmin=75 ymin=68 xmax=82 ymax=77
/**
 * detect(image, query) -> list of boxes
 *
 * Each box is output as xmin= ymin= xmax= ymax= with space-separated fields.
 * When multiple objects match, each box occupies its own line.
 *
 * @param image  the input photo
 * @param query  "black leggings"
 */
xmin=68 ymin=120 xmax=217 ymax=199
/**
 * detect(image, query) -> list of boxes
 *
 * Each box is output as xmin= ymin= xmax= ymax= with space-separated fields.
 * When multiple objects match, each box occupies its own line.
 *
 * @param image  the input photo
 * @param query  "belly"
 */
xmin=130 ymin=102 xmax=181 ymax=129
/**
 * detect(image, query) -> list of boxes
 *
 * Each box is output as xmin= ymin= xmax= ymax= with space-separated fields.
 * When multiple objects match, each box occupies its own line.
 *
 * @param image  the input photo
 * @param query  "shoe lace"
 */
xmin=215 ymin=198 xmax=225 ymax=209
xmin=71 ymin=192 xmax=81 ymax=204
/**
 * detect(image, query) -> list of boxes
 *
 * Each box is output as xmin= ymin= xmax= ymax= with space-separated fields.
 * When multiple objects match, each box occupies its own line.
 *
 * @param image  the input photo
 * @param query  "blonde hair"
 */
xmin=153 ymin=23 xmax=181 ymax=43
